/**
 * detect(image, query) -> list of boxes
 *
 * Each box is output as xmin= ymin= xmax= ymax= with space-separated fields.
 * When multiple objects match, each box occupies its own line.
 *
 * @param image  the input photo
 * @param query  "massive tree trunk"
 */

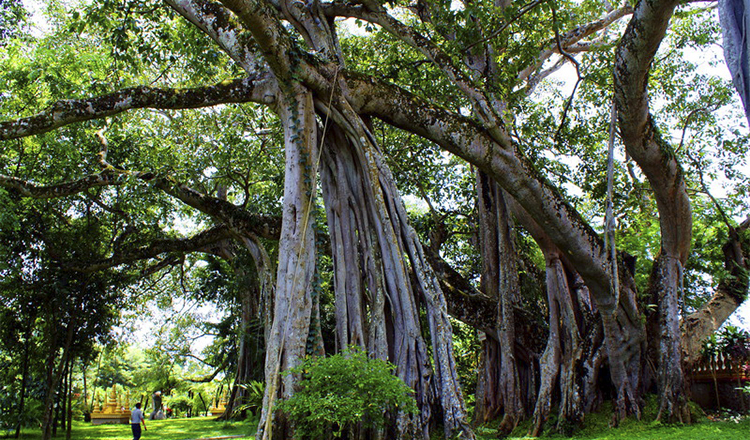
xmin=256 ymin=85 xmax=319 ymax=440
xmin=320 ymin=127 xmax=371 ymax=354
xmin=320 ymin=119 xmax=473 ymax=439
xmin=474 ymin=171 xmax=523 ymax=432
xmin=614 ymin=0 xmax=693 ymax=420
xmin=509 ymin=202 xmax=612 ymax=434
xmin=321 ymin=127 xmax=431 ymax=439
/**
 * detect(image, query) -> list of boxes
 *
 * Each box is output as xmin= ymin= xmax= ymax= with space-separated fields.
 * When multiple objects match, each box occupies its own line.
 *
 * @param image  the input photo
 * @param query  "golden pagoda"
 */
xmin=90 ymin=385 xmax=131 ymax=425
xmin=210 ymin=388 xmax=229 ymax=417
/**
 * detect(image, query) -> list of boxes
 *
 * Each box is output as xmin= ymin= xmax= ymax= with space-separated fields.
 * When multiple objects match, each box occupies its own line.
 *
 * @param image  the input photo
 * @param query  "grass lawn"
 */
xmin=8 ymin=417 xmax=255 ymax=440
xmin=6 ymin=414 xmax=750 ymax=439
xmin=482 ymin=418 xmax=750 ymax=440
xmin=477 ymin=407 xmax=750 ymax=440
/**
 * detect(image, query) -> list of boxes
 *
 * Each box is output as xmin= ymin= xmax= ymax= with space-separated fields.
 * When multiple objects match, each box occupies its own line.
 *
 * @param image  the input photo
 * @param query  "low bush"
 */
xmin=276 ymin=346 xmax=418 ymax=439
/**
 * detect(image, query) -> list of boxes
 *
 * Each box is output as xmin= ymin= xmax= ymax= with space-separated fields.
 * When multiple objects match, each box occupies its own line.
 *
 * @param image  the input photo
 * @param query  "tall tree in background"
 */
xmin=1 ymin=1 xmax=749 ymax=439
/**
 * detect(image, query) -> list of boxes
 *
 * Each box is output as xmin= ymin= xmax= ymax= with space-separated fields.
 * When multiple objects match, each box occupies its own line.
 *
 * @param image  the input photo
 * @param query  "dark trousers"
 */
xmin=131 ymin=423 xmax=142 ymax=440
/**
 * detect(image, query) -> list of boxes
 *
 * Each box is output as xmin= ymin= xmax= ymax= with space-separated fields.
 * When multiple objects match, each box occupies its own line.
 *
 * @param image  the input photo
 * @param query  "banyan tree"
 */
xmin=1 ymin=0 xmax=749 ymax=439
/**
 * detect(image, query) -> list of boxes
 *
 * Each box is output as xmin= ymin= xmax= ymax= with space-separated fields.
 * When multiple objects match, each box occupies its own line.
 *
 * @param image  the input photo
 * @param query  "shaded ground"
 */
xmin=6 ymin=411 xmax=750 ymax=439
xmin=9 ymin=417 xmax=253 ymax=440
xmin=479 ymin=407 xmax=750 ymax=440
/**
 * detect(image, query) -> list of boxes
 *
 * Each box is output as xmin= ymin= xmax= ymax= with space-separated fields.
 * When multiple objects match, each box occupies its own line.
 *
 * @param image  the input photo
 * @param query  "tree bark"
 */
xmin=475 ymin=171 xmax=523 ymax=432
xmin=648 ymin=254 xmax=690 ymax=422
xmin=320 ymin=121 xmax=472 ymax=439
xmin=256 ymin=85 xmax=318 ymax=440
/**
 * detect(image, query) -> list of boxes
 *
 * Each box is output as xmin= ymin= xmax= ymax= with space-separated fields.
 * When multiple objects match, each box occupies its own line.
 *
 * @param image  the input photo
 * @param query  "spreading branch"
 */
xmin=0 ymin=77 xmax=273 ymax=140
xmin=66 ymin=225 xmax=236 ymax=272
xmin=0 ymin=171 xmax=122 ymax=198
xmin=519 ymin=5 xmax=633 ymax=85
xmin=348 ymin=73 xmax=615 ymax=301
xmin=165 ymin=0 xmax=269 ymax=75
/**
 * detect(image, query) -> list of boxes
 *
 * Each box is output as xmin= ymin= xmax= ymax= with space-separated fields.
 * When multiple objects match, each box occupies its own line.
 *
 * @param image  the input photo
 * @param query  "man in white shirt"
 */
xmin=131 ymin=402 xmax=147 ymax=440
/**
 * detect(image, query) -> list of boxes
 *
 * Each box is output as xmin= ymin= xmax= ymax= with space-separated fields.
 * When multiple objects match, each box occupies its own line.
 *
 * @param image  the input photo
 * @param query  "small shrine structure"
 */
xmin=210 ymin=388 xmax=229 ymax=417
xmin=689 ymin=353 xmax=750 ymax=411
xmin=90 ymin=385 xmax=131 ymax=425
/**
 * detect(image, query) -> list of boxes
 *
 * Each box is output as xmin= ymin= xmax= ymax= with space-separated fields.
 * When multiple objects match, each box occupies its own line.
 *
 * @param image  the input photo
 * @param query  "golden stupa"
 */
xmin=90 ymin=385 xmax=131 ymax=425
xmin=210 ymin=388 xmax=229 ymax=417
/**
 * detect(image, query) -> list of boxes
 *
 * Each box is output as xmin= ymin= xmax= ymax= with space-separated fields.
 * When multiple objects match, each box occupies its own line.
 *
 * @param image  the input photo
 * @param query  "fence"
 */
xmin=689 ymin=353 xmax=750 ymax=382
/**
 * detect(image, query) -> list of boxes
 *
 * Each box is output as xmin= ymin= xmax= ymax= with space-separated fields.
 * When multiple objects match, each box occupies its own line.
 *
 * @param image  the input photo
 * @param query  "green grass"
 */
xmin=7 ymin=413 xmax=750 ymax=440
xmin=474 ymin=420 xmax=750 ymax=440
xmin=7 ymin=417 xmax=255 ymax=440
xmin=562 ymin=418 xmax=750 ymax=439
xmin=473 ymin=410 xmax=750 ymax=440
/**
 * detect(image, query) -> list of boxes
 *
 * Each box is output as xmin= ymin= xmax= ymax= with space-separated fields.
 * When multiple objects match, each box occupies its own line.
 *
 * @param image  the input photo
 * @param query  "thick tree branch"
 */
xmin=347 ymin=73 xmax=615 ymax=306
xmin=0 ymin=171 xmax=122 ymax=198
xmin=218 ymin=0 xmax=299 ymax=83
xmin=165 ymin=0 xmax=270 ymax=75
xmin=614 ymin=0 xmax=690 ymax=260
xmin=66 ymin=225 xmax=236 ymax=272
xmin=0 ymin=77 xmax=273 ymax=140
xmin=682 ymin=216 xmax=750 ymax=364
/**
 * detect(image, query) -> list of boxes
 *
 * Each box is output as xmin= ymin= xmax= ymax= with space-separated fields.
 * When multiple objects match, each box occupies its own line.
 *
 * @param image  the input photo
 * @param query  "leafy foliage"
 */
xmin=716 ymin=326 xmax=750 ymax=361
xmin=701 ymin=325 xmax=750 ymax=362
xmin=235 ymin=380 xmax=265 ymax=416
xmin=0 ymin=0 xmax=27 ymax=44
xmin=276 ymin=347 xmax=418 ymax=439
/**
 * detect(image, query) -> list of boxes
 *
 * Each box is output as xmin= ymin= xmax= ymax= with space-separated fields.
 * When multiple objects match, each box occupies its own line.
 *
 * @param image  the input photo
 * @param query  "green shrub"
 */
xmin=236 ymin=380 xmax=265 ymax=416
xmin=167 ymin=394 xmax=192 ymax=417
xmin=276 ymin=346 xmax=418 ymax=439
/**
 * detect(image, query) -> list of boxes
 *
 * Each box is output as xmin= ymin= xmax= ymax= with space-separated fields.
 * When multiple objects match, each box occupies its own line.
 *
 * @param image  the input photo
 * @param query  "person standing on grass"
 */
xmin=131 ymin=402 xmax=147 ymax=440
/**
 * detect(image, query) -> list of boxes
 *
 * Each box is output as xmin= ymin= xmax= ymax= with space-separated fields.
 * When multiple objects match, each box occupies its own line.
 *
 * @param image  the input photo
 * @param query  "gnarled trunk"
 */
xmin=256 ymin=86 xmax=319 ymax=440
xmin=320 ymin=120 xmax=473 ymax=439
xmin=507 ymin=202 xmax=614 ymax=434
xmin=648 ymin=253 xmax=690 ymax=422
xmin=474 ymin=171 xmax=523 ymax=432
